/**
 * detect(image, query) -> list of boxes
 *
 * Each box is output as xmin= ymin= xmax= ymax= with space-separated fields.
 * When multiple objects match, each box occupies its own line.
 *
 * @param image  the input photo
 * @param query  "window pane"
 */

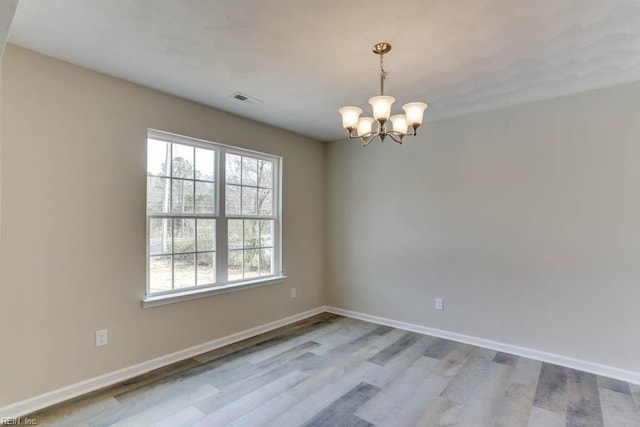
xmin=228 ymin=250 xmax=243 ymax=281
xmin=147 ymin=176 xmax=170 ymax=213
xmin=258 ymin=189 xmax=272 ymax=215
xmin=174 ymin=254 xmax=195 ymax=289
xmin=242 ymin=186 xmax=257 ymax=215
xmin=258 ymin=160 xmax=273 ymax=188
xmin=147 ymin=139 xmax=170 ymax=176
xmin=172 ymin=144 xmax=194 ymax=179
xmin=172 ymin=179 xmax=194 ymax=213
xmin=226 ymin=153 xmax=241 ymax=184
xmin=244 ymin=219 xmax=259 ymax=248
xmin=228 ymin=219 xmax=243 ymax=250
xmin=197 ymin=219 xmax=215 ymax=252
xmin=149 ymin=218 xmax=172 ymax=255
xmin=197 ymin=252 xmax=215 ymax=286
xmin=150 ymin=256 xmax=172 ymax=293
xmin=195 ymin=148 xmax=215 ymax=182
xmin=242 ymin=157 xmax=258 ymax=186
xmin=260 ymin=220 xmax=273 ymax=247
xmin=260 ymin=248 xmax=273 ymax=276
xmin=195 ymin=181 xmax=215 ymax=214
xmin=226 ymin=184 xmax=241 ymax=215
xmin=173 ymin=218 xmax=195 ymax=253
xmin=244 ymin=249 xmax=259 ymax=278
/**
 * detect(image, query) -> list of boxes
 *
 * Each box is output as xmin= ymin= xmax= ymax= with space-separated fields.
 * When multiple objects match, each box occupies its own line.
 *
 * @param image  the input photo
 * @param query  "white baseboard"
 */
xmin=325 ymin=306 xmax=640 ymax=386
xmin=0 ymin=306 xmax=326 ymax=419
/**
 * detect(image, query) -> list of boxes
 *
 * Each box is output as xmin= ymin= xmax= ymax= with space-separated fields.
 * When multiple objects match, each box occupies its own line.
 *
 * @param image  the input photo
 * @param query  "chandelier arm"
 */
xmin=345 ymin=128 xmax=365 ymax=140
xmin=344 ymin=124 xmax=413 ymax=145
xmin=386 ymin=132 xmax=404 ymax=144
xmin=345 ymin=128 xmax=378 ymax=144
xmin=362 ymin=133 xmax=378 ymax=146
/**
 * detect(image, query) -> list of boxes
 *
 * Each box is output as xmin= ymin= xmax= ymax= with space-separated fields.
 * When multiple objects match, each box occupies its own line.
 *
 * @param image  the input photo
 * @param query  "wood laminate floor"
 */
xmin=25 ymin=313 xmax=640 ymax=426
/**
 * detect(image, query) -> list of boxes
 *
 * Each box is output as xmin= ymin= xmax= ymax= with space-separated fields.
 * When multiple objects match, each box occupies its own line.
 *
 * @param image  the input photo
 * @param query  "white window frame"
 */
xmin=144 ymin=129 xmax=284 ymax=307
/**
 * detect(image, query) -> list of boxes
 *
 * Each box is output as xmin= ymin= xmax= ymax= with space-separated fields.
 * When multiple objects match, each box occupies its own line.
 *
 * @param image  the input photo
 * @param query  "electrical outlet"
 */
xmin=96 ymin=329 xmax=108 ymax=347
xmin=435 ymin=298 xmax=444 ymax=311
xmin=291 ymin=288 xmax=296 ymax=299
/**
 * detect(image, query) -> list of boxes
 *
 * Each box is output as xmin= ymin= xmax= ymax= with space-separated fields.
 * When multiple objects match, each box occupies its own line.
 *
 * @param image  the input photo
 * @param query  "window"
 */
xmin=146 ymin=130 xmax=282 ymax=302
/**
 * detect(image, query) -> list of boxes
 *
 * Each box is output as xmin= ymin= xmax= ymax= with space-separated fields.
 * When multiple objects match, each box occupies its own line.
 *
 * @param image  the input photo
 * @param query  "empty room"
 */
xmin=1 ymin=0 xmax=640 ymax=426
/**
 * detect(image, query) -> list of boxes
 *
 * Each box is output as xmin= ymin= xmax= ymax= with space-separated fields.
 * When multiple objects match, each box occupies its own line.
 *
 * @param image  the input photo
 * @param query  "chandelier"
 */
xmin=338 ymin=42 xmax=428 ymax=146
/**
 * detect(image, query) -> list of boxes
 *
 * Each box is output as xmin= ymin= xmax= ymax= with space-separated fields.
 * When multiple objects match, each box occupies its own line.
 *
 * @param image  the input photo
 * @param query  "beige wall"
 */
xmin=327 ymin=81 xmax=640 ymax=373
xmin=0 ymin=45 xmax=326 ymax=406
xmin=0 ymin=0 xmax=17 ymax=305
xmin=0 ymin=57 xmax=3 ymax=271
xmin=0 ymin=35 xmax=8 ymax=403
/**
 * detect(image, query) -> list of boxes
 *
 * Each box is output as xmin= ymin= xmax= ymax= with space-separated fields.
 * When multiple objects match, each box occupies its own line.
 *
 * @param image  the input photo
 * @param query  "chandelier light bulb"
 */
xmin=369 ymin=96 xmax=395 ymax=121
xmin=338 ymin=106 xmax=363 ymax=130
xmin=357 ymin=117 xmax=375 ymax=137
xmin=402 ymin=102 xmax=428 ymax=126
xmin=390 ymin=114 xmax=409 ymax=135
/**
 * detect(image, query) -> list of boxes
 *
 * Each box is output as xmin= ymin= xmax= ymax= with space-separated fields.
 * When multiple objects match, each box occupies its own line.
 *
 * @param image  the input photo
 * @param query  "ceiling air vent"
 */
xmin=229 ymin=92 xmax=263 ymax=104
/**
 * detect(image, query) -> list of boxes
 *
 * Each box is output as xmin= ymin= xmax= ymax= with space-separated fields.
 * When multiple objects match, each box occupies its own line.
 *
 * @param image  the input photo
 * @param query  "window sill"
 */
xmin=142 ymin=276 xmax=287 ymax=308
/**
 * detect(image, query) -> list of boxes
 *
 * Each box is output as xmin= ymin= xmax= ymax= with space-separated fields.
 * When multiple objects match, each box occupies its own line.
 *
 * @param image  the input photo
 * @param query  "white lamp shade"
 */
xmin=338 ymin=106 xmax=363 ymax=129
xmin=368 ymin=96 xmax=395 ymax=121
xmin=402 ymin=102 xmax=428 ymax=126
xmin=390 ymin=114 xmax=409 ymax=135
xmin=357 ymin=117 xmax=375 ymax=137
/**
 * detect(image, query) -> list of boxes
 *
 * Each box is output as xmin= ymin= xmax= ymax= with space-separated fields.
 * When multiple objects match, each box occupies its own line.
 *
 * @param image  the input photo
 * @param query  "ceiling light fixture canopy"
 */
xmin=339 ymin=42 xmax=428 ymax=146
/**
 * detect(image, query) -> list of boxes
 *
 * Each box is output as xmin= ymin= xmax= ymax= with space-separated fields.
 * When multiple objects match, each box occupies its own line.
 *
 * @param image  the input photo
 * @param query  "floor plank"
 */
xmin=599 ymin=388 xmax=640 ymax=427
xmin=363 ymin=335 xmax=434 ymax=388
xmin=528 ymin=406 xmax=566 ymax=427
xmin=375 ymin=372 xmax=452 ymax=426
xmin=301 ymin=382 xmax=380 ymax=427
xmin=149 ymin=406 xmax=205 ymax=427
xmin=367 ymin=332 xmax=422 ymax=366
xmin=631 ymin=383 xmax=640 ymax=414
xmin=598 ymin=376 xmax=632 ymax=395
xmin=566 ymin=369 xmax=604 ymax=427
xmin=492 ymin=382 xmax=537 ymax=427
xmin=430 ymin=342 xmax=475 ymax=378
xmin=224 ymin=392 xmax=299 ymax=427
xmin=511 ymin=357 xmax=542 ymax=387
xmin=439 ymin=348 xmax=497 ymax=405
xmin=453 ymin=360 xmax=512 ymax=426
xmin=193 ymin=370 xmax=308 ymax=426
xmin=533 ymin=363 xmax=569 ymax=416
xmin=355 ymin=356 xmax=439 ymax=424
xmin=415 ymin=396 xmax=463 ymax=427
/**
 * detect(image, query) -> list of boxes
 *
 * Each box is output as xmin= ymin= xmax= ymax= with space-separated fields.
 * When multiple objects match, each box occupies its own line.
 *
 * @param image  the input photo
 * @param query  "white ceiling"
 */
xmin=8 ymin=0 xmax=640 ymax=141
xmin=0 ymin=0 xmax=18 ymax=58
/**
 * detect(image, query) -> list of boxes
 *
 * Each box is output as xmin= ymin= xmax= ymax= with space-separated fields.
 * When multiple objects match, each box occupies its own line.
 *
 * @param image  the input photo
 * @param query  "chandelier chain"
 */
xmin=379 ymin=53 xmax=388 ymax=96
